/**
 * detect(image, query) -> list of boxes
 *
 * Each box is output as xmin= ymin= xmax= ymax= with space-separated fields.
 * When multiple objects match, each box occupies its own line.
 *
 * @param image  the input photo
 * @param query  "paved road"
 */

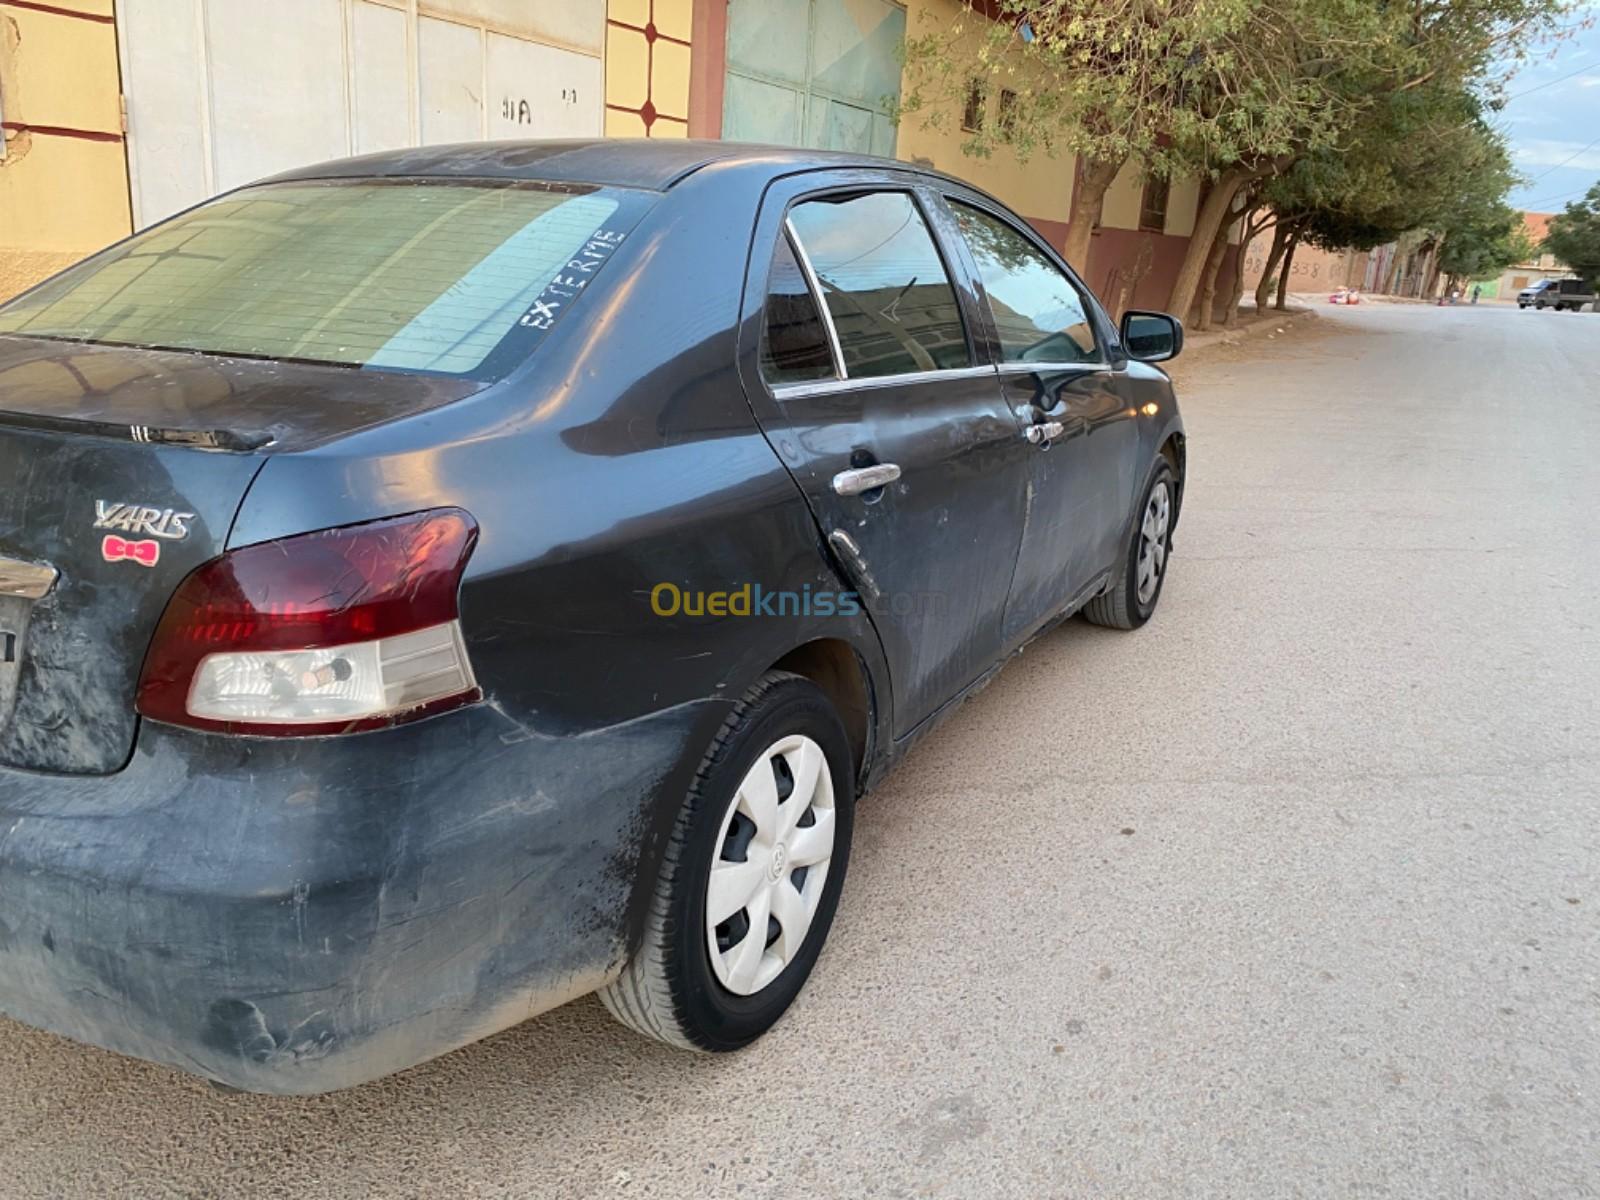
xmin=3 ymin=304 xmax=1597 ymax=1199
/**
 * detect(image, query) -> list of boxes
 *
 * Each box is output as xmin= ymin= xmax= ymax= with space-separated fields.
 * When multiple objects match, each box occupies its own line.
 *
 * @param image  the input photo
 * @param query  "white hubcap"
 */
xmin=1137 ymin=481 xmax=1171 ymax=605
xmin=706 ymin=734 xmax=836 ymax=996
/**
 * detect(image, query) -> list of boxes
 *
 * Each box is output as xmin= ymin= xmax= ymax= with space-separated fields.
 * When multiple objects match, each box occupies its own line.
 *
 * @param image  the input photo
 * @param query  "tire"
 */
xmin=1082 ymin=459 xmax=1177 ymax=631
xmin=601 ymin=671 xmax=854 ymax=1052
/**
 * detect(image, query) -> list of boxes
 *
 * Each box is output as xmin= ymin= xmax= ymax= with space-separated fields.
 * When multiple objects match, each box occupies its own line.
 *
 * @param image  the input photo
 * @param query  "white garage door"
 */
xmin=117 ymin=0 xmax=606 ymax=229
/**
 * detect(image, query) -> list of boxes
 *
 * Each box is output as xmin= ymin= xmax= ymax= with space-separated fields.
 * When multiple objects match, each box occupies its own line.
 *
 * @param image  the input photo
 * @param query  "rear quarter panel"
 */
xmin=227 ymin=161 xmax=894 ymax=949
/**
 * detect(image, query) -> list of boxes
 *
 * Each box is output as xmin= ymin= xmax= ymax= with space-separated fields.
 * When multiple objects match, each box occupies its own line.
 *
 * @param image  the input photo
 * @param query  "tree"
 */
xmin=901 ymin=0 xmax=1573 ymax=318
xmin=1543 ymin=183 xmax=1600 ymax=288
xmin=1435 ymin=204 xmax=1525 ymax=286
xmin=899 ymin=0 xmax=1351 ymax=275
xmin=1248 ymin=85 xmax=1520 ymax=308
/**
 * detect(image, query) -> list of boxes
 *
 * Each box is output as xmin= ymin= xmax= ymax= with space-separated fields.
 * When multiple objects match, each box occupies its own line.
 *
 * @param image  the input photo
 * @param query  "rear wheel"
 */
xmin=1082 ymin=460 xmax=1176 ymax=630
xmin=601 ymin=672 xmax=854 ymax=1051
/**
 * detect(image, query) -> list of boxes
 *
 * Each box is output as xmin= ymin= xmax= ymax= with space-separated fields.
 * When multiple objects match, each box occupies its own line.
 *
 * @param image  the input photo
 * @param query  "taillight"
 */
xmin=137 ymin=509 xmax=480 ymax=736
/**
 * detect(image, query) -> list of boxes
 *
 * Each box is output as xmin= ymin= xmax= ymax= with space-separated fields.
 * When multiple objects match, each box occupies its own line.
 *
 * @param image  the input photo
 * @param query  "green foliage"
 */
xmin=898 ymin=0 xmax=1575 ymax=313
xmin=899 ymin=0 xmax=1384 ymax=177
xmin=1274 ymin=83 xmax=1515 ymax=245
xmin=1435 ymin=202 xmax=1527 ymax=279
xmin=902 ymin=0 xmax=1572 ymax=173
xmin=1542 ymin=183 xmax=1600 ymax=287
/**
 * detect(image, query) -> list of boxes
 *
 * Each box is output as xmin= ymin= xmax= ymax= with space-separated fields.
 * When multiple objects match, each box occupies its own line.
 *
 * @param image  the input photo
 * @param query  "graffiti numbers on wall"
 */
xmin=502 ymin=89 xmax=582 ymax=125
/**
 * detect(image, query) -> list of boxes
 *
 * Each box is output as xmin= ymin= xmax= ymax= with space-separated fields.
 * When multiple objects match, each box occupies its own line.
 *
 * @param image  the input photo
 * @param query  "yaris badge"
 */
xmin=94 ymin=501 xmax=195 ymax=541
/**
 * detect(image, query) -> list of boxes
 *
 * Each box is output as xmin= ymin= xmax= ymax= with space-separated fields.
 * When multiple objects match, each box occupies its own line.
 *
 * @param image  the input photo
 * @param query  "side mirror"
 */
xmin=1120 ymin=311 xmax=1184 ymax=363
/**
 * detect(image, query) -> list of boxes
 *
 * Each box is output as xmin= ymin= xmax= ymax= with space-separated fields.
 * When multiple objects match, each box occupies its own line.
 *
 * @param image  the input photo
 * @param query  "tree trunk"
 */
xmin=1194 ymin=220 xmax=1234 ymax=331
xmin=1275 ymin=235 xmax=1299 ymax=310
xmin=1060 ymin=156 xmax=1125 ymax=276
xmin=1225 ymin=209 xmax=1270 ymax=329
xmin=1254 ymin=223 xmax=1291 ymax=312
xmin=1166 ymin=167 xmax=1248 ymax=319
xmin=1422 ymin=244 xmax=1443 ymax=299
xmin=1223 ymin=248 xmax=1248 ymax=329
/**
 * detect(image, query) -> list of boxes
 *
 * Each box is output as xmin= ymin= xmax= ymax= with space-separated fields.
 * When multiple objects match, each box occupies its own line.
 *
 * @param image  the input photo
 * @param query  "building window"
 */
xmin=962 ymin=80 xmax=986 ymax=133
xmin=997 ymin=89 xmax=1018 ymax=139
xmin=1139 ymin=176 xmax=1170 ymax=233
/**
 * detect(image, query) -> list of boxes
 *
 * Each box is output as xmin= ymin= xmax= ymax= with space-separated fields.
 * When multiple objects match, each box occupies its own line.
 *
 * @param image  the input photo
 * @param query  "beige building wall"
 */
xmin=1239 ymin=233 xmax=1367 ymax=294
xmin=1099 ymin=161 xmax=1143 ymax=230
xmin=895 ymin=0 xmax=1076 ymax=236
xmin=0 ymin=0 xmax=132 ymax=301
xmin=1164 ymin=175 xmax=1200 ymax=239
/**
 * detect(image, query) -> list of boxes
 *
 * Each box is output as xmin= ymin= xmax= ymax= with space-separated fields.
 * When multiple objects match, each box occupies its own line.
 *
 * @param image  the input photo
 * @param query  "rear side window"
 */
xmin=787 ymin=192 xmax=971 ymax=379
xmin=0 ymin=180 xmax=650 ymax=380
xmin=951 ymin=201 xmax=1099 ymax=365
xmin=760 ymin=233 xmax=837 ymax=386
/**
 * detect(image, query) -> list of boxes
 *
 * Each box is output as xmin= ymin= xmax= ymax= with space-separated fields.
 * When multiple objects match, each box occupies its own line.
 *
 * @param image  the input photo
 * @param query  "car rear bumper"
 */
xmin=0 ymin=700 xmax=724 ymax=1094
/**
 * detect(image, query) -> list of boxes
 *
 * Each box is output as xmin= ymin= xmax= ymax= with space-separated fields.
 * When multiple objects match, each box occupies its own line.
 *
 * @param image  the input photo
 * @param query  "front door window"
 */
xmin=949 ymin=201 xmax=1099 ymax=365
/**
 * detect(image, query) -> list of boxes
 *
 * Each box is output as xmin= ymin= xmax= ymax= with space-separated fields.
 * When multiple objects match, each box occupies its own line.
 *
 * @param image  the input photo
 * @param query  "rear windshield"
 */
xmin=0 ymin=179 xmax=652 ymax=379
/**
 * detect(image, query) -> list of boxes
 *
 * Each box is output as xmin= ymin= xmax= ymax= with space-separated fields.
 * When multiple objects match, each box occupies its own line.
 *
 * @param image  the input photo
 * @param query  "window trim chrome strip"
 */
xmin=994 ymin=359 xmax=1113 ymax=376
xmin=771 ymin=364 xmax=998 ymax=401
xmin=0 ymin=557 xmax=58 ymax=601
xmin=784 ymin=218 xmax=848 ymax=382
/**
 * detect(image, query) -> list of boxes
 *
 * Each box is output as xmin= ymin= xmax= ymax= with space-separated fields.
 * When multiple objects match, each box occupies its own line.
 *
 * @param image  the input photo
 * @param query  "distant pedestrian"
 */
xmin=1470 ymin=284 xmax=1481 ymax=304
xmin=1450 ymin=287 xmax=1460 ymax=305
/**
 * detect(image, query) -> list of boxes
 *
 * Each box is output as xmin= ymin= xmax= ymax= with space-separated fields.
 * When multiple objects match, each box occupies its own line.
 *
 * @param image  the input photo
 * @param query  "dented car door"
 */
xmin=737 ymin=173 xmax=1031 ymax=738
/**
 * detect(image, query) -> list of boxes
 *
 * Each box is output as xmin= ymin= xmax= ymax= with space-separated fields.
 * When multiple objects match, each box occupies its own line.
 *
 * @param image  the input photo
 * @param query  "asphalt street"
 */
xmin=2 ymin=302 xmax=1597 ymax=1198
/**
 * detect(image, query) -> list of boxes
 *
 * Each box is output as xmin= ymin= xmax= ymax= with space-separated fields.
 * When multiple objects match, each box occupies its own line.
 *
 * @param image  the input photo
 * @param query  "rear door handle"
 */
xmin=832 ymin=463 xmax=902 ymax=496
xmin=1025 ymin=421 xmax=1065 ymax=445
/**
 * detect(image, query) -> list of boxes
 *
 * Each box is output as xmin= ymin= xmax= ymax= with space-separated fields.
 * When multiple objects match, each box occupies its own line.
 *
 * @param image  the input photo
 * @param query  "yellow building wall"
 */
xmin=1165 ymin=175 xmax=1201 ymax=238
xmin=0 ymin=0 xmax=131 ymax=301
xmin=1100 ymin=161 xmax=1143 ymax=230
xmin=895 ymin=0 xmax=1076 ymax=232
xmin=605 ymin=0 xmax=694 ymax=137
xmin=893 ymin=0 xmax=1210 ymax=251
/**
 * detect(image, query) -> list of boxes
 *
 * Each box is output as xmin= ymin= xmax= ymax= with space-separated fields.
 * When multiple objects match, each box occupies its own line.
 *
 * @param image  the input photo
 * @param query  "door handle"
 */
xmin=1025 ymin=421 xmax=1065 ymax=445
xmin=832 ymin=463 xmax=902 ymax=496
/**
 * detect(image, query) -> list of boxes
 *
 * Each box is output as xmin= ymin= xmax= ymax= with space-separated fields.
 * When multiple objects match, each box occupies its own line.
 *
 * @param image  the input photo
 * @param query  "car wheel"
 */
xmin=1082 ymin=459 xmax=1176 ymax=630
xmin=601 ymin=671 xmax=854 ymax=1051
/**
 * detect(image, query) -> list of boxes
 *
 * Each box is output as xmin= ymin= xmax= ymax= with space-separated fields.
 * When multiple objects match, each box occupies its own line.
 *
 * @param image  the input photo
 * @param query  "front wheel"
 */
xmin=601 ymin=672 xmax=854 ymax=1051
xmin=1082 ymin=459 xmax=1177 ymax=630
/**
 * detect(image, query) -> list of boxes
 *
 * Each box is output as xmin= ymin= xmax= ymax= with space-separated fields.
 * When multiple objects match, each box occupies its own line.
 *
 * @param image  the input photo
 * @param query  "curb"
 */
xmin=1183 ymin=307 xmax=1315 ymax=355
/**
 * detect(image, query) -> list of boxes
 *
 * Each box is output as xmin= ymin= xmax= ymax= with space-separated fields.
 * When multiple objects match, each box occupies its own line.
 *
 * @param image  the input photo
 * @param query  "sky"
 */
xmin=1499 ymin=11 xmax=1600 ymax=215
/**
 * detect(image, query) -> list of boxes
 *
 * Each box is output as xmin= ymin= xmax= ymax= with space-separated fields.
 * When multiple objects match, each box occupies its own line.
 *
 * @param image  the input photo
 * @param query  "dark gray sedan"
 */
xmin=0 ymin=140 xmax=1186 ymax=1093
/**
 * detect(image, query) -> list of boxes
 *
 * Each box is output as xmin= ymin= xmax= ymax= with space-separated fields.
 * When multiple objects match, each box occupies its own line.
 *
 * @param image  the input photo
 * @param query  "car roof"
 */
xmin=262 ymin=138 xmax=960 ymax=193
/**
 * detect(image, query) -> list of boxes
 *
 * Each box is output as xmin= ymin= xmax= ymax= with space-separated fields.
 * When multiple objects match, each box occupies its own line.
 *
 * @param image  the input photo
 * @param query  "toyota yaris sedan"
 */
xmin=0 ymin=140 xmax=1185 ymax=1093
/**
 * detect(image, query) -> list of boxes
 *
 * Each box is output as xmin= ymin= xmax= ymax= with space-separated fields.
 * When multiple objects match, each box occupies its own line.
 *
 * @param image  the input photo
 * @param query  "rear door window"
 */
xmin=0 ymin=180 xmax=653 ymax=380
xmin=760 ymin=233 xmax=838 ymax=386
xmin=950 ymin=200 xmax=1099 ymax=365
xmin=786 ymin=192 xmax=972 ymax=380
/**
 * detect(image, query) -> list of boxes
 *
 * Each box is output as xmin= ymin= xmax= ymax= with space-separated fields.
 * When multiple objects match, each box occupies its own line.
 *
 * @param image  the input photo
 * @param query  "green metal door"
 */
xmin=723 ymin=0 xmax=904 ymax=155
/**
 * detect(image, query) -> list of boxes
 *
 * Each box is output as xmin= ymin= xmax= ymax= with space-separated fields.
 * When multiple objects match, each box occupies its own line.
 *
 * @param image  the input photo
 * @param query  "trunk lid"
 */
xmin=0 ymin=335 xmax=481 ymax=775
